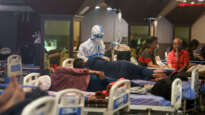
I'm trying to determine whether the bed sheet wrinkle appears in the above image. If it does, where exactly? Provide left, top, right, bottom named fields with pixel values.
left=130, top=94, right=171, bottom=106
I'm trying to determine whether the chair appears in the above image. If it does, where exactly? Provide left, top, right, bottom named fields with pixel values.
left=62, top=58, right=74, bottom=68
left=55, top=89, right=85, bottom=115
left=21, top=96, right=56, bottom=115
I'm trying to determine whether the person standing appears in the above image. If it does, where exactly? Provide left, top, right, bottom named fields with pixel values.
left=77, top=25, right=105, bottom=61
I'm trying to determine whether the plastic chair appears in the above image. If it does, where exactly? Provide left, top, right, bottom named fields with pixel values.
left=62, top=58, right=74, bottom=68
left=21, top=96, right=56, bottom=115
left=55, top=89, right=85, bottom=115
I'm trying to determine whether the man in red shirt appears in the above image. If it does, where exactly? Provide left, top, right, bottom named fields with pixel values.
left=167, top=39, right=189, bottom=72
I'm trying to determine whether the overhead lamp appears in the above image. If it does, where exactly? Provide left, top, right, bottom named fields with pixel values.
left=107, top=6, right=112, bottom=11
left=95, top=5, right=100, bottom=10
left=198, top=0, right=204, bottom=2
left=190, top=1, right=195, bottom=4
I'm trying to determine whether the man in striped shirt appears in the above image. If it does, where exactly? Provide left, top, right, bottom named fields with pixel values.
left=167, top=39, right=189, bottom=72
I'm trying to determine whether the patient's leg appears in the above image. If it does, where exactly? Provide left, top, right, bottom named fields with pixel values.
left=0, top=76, right=18, bottom=106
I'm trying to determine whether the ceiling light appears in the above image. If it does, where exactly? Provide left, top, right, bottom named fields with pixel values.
left=190, top=1, right=195, bottom=4
left=198, top=0, right=204, bottom=2
left=95, top=6, right=100, bottom=10
left=107, top=6, right=112, bottom=11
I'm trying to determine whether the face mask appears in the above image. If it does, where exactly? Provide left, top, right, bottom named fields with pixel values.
left=93, top=33, right=104, bottom=38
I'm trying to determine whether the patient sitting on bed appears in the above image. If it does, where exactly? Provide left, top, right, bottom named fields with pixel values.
left=74, top=57, right=167, bottom=81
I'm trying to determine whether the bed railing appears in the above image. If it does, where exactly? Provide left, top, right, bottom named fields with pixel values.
left=7, top=55, right=22, bottom=77
left=21, top=96, right=56, bottom=115
left=23, top=73, right=40, bottom=86
left=55, top=89, right=85, bottom=115
left=191, top=68, right=199, bottom=93
left=171, top=78, right=182, bottom=110
left=62, top=58, right=74, bottom=68
left=108, top=79, right=131, bottom=113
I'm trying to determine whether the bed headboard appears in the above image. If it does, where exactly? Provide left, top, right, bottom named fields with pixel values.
left=62, top=58, right=74, bottom=68
left=23, top=73, right=40, bottom=86
left=171, top=78, right=182, bottom=110
left=55, top=89, right=85, bottom=115
left=108, top=79, right=131, bottom=113
left=7, top=55, right=22, bottom=77
left=21, top=96, right=56, bottom=115
left=191, top=68, right=199, bottom=93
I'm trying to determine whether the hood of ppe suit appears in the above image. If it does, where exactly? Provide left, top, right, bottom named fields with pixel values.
left=91, top=25, right=104, bottom=39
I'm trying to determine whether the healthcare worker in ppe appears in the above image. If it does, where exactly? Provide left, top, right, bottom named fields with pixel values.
left=78, top=25, right=105, bottom=61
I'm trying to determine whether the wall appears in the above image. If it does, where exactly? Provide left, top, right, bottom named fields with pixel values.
left=156, top=17, right=173, bottom=44
left=81, top=8, right=128, bottom=43
left=0, top=12, right=18, bottom=51
left=192, top=13, right=205, bottom=43
left=155, top=17, right=174, bottom=58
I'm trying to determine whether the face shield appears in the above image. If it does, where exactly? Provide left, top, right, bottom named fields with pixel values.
left=91, top=25, right=104, bottom=39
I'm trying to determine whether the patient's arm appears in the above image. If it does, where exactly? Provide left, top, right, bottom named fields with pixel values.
left=147, top=61, right=162, bottom=68
left=88, top=70, right=105, bottom=79
left=168, top=64, right=172, bottom=68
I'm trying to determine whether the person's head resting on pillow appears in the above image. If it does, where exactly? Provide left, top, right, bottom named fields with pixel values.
left=73, top=58, right=85, bottom=68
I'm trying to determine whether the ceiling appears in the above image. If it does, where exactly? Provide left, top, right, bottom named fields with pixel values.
left=105, top=0, right=171, bottom=25
left=0, top=0, right=25, bottom=5
left=23, top=0, right=85, bottom=15
left=1, top=0, right=204, bottom=25
left=166, top=6, right=205, bottom=26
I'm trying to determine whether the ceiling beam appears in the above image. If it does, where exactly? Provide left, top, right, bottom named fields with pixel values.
left=77, top=0, right=100, bottom=16
left=157, top=0, right=178, bottom=19
left=0, top=5, right=33, bottom=12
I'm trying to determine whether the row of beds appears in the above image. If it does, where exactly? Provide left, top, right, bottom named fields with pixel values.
left=0, top=55, right=202, bottom=115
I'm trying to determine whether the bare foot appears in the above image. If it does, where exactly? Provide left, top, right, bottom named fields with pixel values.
left=0, top=84, right=25, bottom=113
left=6, top=85, right=25, bottom=108
left=0, top=76, right=18, bottom=106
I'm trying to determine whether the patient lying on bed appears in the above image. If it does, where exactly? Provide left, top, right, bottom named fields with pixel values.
left=51, top=67, right=114, bottom=92
left=74, top=57, right=167, bottom=81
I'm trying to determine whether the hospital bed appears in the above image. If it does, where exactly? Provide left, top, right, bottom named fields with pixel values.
left=23, top=73, right=40, bottom=86
left=181, top=69, right=199, bottom=113
left=62, top=58, right=74, bottom=68
left=129, top=68, right=200, bottom=114
left=55, top=89, right=85, bottom=115
left=84, top=79, right=131, bottom=115
left=130, top=78, right=182, bottom=115
left=21, top=96, right=56, bottom=115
